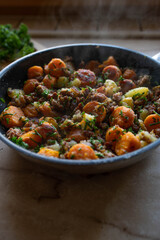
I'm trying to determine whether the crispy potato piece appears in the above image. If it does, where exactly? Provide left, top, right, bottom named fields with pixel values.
left=48, top=58, right=66, bottom=77
left=138, top=130, right=157, bottom=145
left=67, top=78, right=81, bottom=88
left=28, top=66, right=43, bottom=79
left=115, top=132, right=141, bottom=155
left=102, top=65, right=122, bottom=81
left=38, top=148, right=59, bottom=158
left=83, top=101, right=106, bottom=123
left=40, top=117, right=58, bottom=128
left=144, top=114, right=160, bottom=132
left=104, top=79, right=119, bottom=96
left=121, top=97, right=134, bottom=109
left=78, top=113, right=96, bottom=130
left=56, top=76, right=69, bottom=88
left=39, top=102, right=55, bottom=117
left=110, top=106, right=135, bottom=129
left=23, top=104, right=39, bottom=118
left=139, top=108, right=149, bottom=121
left=23, top=79, right=39, bottom=94
left=0, top=106, right=24, bottom=128
left=67, top=143, right=97, bottom=160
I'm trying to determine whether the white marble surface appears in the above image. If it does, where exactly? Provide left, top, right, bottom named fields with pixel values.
left=0, top=140, right=160, bottom=240
left=0, top=39, right=160, bottom=240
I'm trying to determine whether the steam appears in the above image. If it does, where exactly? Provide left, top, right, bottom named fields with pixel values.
left=29, top=0, right=158, bottom=39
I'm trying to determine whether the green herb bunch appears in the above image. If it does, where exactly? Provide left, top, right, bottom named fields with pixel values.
left=0, top=23, right=35, bottom=61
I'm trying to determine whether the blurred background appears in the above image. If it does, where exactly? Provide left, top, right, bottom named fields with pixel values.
left=0, top=0, right=160, bottom=55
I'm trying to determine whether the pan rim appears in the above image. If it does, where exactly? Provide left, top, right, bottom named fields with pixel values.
left=0, top=43, right=160, bottom=167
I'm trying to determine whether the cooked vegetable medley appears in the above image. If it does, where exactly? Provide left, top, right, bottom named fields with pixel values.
left=1, top=55, right=160, bottom=160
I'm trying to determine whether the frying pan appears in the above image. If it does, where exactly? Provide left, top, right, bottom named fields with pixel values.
left=0, top=44, right=160, bottom=174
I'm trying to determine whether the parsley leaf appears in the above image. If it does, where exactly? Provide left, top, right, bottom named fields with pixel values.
left=0, top=23, right=35, bottom=62
left=11, top=136, right=29, bottom=149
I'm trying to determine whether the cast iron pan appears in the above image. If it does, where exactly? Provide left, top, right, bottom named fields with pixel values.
left=0, top=44, right=160, bottom=174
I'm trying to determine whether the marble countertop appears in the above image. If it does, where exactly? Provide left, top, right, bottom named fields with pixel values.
left=0, top=39, right=160, bottom=240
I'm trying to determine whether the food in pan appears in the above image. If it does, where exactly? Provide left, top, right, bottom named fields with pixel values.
left=0, top=55, right=160, bottom=160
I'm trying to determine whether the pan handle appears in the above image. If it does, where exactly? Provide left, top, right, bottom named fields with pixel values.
left=152, top=52, right=160, bottom=62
